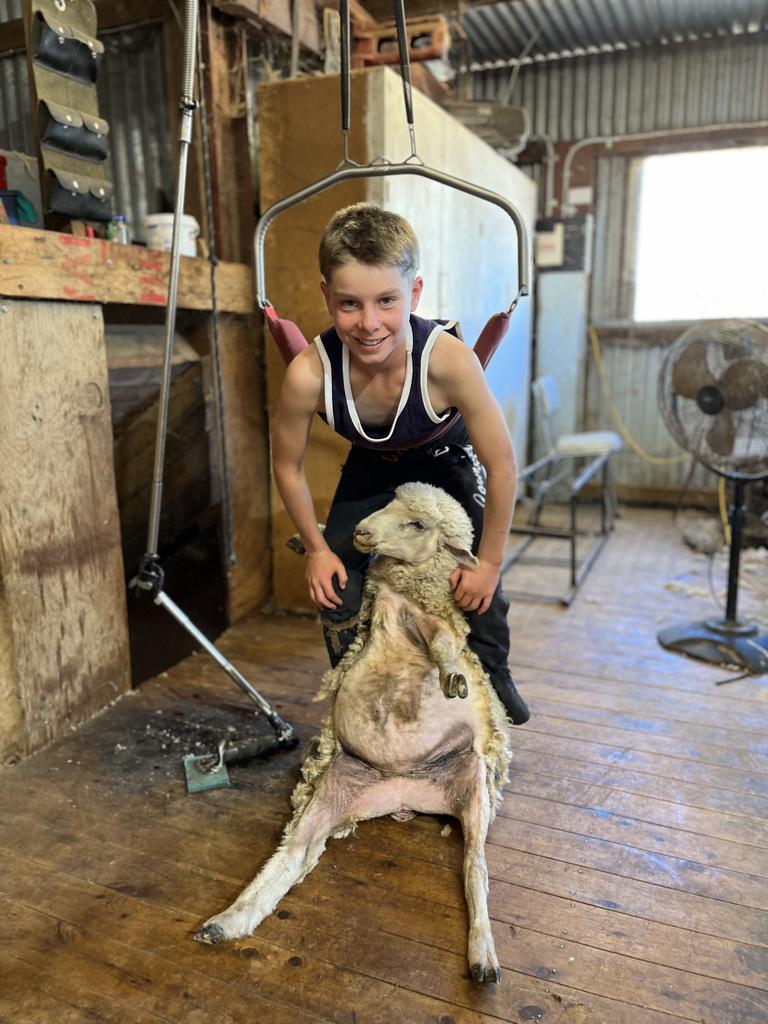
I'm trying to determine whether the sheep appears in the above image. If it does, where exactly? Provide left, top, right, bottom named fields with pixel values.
left=195, top=482, right=512, bottom=984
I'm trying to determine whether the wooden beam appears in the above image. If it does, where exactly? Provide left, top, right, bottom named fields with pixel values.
left=217, top=315, right=273, bottom=622
left=213, top=0, right=320, bottom=53
left=95, top=0, right=166, bottom=30
left=200, top=8, right=256, bottom=265
left=319, top=0, right=379, bottom=32
left=0, top=226, right=254, bottom=313
left=362, top=0, right=493, bottom=20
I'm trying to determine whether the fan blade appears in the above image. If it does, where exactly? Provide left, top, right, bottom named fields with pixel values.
left=707, top=410, right=736, bottom=457
left=671, top=345, right=717, bottom=399
left=719, top=359, right=768, bottom=410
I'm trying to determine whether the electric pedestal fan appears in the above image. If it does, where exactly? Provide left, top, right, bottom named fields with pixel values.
left=657, top=319, right=768, bottom=673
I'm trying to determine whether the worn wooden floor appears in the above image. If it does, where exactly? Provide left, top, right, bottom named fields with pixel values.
left=2, top=508, right=768, bottom=1023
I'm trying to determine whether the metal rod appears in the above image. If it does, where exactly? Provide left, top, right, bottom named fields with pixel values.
left=340, top=0, right=351, bottom=133
left=154, top=590, right=296, bottom=742
left=392, top=0, right=417, bottom=157
left=290, top=0, right=301, bottom=77
left=255, top=162, right=530, bottom=308
left=569, top=452, right=609, bottom=493
left=145, top=0, right=199, bottom=556
left=133, top=0, right=297, bottom=751
left=725, top=479, right=746, bottom=624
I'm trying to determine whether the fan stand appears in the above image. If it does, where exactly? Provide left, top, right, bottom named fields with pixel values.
left=658, top=478, right=768, bottom=674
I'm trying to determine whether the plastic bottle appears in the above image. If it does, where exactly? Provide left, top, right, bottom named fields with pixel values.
left=108, top=214, right=130, bottom=244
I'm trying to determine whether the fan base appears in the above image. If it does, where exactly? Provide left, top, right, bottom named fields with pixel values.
left=658, top=618, right=768, bottom=673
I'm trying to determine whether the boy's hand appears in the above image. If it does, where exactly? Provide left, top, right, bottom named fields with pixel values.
left=306, top=549, right=348, bottom=610
left=450, top=560, right=499, bottom=614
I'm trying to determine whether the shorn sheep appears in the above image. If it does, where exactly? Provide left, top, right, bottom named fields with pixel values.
left=195, top=482, right=512, bottom=983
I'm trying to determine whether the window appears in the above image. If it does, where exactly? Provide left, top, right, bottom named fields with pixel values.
left=633, top=146, right=768, bottom=323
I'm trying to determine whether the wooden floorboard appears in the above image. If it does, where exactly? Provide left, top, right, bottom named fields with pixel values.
left=2, top=507, right=768, bottom=1022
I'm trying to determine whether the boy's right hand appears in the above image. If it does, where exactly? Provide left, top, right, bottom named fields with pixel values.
left=306, top=549, right=348, bottom=610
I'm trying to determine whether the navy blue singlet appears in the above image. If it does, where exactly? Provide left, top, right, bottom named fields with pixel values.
left=313, top=314, right=464, bottom=451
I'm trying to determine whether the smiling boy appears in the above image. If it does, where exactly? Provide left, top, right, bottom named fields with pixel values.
left=273, top=203, right=529, bottom=724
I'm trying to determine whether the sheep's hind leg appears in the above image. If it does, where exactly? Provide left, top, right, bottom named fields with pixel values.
left=195, top=753, right=362, bottom=945
left=455, top=756, right=499, bottom=984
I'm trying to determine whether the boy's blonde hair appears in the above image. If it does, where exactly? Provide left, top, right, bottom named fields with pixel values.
left=319, top=203, right=419, bottom=282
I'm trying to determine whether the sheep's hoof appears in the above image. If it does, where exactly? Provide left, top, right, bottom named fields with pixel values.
left=471, top=962, right=501, bottom=984
left=194, top=922, right=227, bottom=945
left=441, top=672, right=468, bottom=699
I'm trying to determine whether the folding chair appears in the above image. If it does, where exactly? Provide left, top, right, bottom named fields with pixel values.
left=501, top=375, right=622, bottom=606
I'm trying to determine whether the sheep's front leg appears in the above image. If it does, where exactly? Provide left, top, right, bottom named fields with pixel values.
left=195, top=754, right=357, bottom=945
left=428, top=625, right=468, bottom=700
left=398, top=601, right=467, bottom=699
left=456, top=758, right=500, bottom=984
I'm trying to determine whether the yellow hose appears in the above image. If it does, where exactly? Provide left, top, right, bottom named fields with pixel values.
left=718, top=476, right=732, bottom=545
left=588, top=325, right=689, bottom=466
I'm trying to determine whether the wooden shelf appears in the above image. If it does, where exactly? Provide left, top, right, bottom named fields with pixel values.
left=0, top=225, right=254, bottom=313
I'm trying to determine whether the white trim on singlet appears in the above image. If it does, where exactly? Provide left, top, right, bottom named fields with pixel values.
left=341, top=321, right=414, bottom=444
left=421, top=320, right=454, bottom=424
left=313, top=335, right=335, bottom=433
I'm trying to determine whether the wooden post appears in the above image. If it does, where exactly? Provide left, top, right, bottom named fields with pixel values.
left=0, top=300, right=131, bottom=763
left=200, top=5, right=255, bottom=264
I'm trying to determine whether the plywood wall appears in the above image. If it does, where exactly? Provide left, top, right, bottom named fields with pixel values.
left=258, top=67, right=536, bottom=612
left=0, top=301, right=131, bottom=762
left=371, top=72, right=537, bottom=461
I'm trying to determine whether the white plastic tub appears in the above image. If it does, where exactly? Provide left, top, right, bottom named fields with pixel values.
left=144, top=213, right=200, bottom=257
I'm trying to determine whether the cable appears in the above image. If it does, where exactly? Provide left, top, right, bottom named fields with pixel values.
left=588, top=325, right=689, bottom=466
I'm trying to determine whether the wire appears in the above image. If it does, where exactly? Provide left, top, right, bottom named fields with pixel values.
left=588, top=325, right=689, bottom=466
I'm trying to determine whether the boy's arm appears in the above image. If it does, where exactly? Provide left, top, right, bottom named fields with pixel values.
left=429, top=334, right=517, bottom=614
left=273, top=349, right=347, bottom=609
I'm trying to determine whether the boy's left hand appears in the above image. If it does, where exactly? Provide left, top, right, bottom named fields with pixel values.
left=450, top=560, right=499, bottom=614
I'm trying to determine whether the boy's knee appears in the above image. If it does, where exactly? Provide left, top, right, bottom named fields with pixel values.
left=321, top=571, right=365, bottom=666
left=320, top=569, right=364, bottom=625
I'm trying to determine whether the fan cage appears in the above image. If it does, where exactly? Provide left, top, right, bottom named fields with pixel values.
left=658, top=319, right=768, bottom=479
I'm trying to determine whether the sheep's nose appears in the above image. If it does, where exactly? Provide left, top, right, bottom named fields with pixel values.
left=353, top=526, right=374, bottom=549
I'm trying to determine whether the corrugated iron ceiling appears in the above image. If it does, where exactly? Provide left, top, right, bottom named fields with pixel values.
left=462, top=0, right=768, bottom=68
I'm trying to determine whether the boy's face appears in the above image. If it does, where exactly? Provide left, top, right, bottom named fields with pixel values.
left=321, top=261, right=423, bottom=365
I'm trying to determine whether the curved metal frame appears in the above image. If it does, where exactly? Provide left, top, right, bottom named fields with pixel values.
left=254, top=0, right=530, bottom=316
left=254, top=163, right=530, bottom=312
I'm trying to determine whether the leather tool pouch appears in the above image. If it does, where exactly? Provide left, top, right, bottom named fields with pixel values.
left=47, top=169, right=113, bottom=221
left=40, top=100, right=109, bottom=162
left=32, top=10, right=103, bottom=84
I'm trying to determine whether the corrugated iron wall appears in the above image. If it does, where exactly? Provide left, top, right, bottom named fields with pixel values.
left=0, top=0, right=21, bottom=20
left=0, top=53, right=32, bottom=153
left=472, top=36, right=768, bottom=498
left=473, top=33, right=768, bottom=140
left=97, top=28, right=172, bottom=241
left=584, top=330, right=713, bottom=493
left=0, top=19, right=170, bottom=241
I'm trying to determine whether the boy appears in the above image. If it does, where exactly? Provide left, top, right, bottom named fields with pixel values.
left=273, top=203, right=529, bottom=725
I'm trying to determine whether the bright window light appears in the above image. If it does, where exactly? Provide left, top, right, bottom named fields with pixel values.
left=633, top=146, right=768, bottom=322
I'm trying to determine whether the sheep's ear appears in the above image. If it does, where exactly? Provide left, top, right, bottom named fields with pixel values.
left=446, top=543, right=479, bottom=568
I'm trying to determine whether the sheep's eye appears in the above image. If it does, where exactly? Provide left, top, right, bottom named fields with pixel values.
left=409, top=521, right=426, bottom=532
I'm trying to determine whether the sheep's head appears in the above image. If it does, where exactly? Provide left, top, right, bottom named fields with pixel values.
left=353, top=482, right=478, bottom=567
